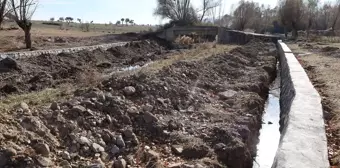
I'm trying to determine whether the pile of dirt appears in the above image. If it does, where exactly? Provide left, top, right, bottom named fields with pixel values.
left=0, top=41, right=277, bottom=167
left=0, top=40, right=170, bottom=96
left=320, top=46, right=339, bottom=52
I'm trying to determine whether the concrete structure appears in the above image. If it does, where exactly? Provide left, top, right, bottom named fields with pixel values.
left=0, top=42, right=128, bottom=60
left=272, top=41, right=330, bottom=168
left=156, top=26, right=280, bottom=44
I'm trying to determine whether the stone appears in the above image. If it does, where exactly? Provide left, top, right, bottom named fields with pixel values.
left=35, top=155, right=52, bottom=167
left=123, top=129, right=134, bottom=138
left=123, top=86, right=136, bottom=96
left=116, top=135, right=125, bottom=147
left=34, top=143, right=50, bottom=157
left=50, top=101, right=60, bottom=111
left=214, top=143, right=226, bottom=151
left=143, top=112, right=158, bottom=123
left=20, top=102, right=30, bottom=111
left=194, top=164, right=204, bottom=168
left=218, top=90, right=237, bottom=100
left=60, top=160, right=72, bottom=168
left=142, top=104, right=154, bottom=112
left=168, top=163, right=183, bottom=168
left=71, top=105, right=86, bottom=113
left=101, top=152, right=110, bottom=162
left=171, top=145, right=183, bottom=155
left=182, top=143, right=210, bottom=159
left=92, top=143, right=105, bottom=153
left=113, top=158, right=127, bottom=168
left=146, top=150, right=160, bottom=160
left=110, top=145, right=120, bottom=155
left=101, top=130, right=114, bottom=143
left=88, top=164, right=105, bottom=168
left=61, top=151, right=71, bottom=160
left=122, top=115, right=132, bottom=125
left=182, top=164, right=195, bottom=168
left=268, top=121, right=273, bottom=125
left=127, top=106, right=139, bottom=115
left=79, top=136, right=91, bottom=146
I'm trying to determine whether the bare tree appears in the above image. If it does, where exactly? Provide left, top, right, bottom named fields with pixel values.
left=0, top=0, right=7, bottom=27
left=154, top=0, right=198, bottom=25
left=232, top=0, right=258, bottom=30
left=279, top=0, right=303, bottom=39
left=306, top=0, right=319, bottom=39
left=198, top=0, right=220, bottom=22
left=9, top=0, right=37, bottom=48
left=330, top=0, right=340, bottom=31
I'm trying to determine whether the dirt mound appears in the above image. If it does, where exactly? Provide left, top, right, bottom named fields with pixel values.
left=321, top=46, right=339, bottom=52
left=0, top=40, right=169, bottom=96
left=0, top=42, right=277, bottom=167
left=0, top=58, right=21, bottom=72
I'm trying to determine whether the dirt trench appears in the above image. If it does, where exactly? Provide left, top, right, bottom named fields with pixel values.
left=0, top=40, right=277, bottom=168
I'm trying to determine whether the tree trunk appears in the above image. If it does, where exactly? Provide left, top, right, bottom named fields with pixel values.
left=0, top=0, right=7, bottom=27
left=24, top=28, right=32, bottom=49
left=307, top=18, right=312, bottom=41
left=292, top=21, right=298, bottom=40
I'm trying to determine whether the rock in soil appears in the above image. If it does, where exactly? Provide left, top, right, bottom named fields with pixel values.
left=33, top=143, right=50, bottom=157
left=113, top=158, right=127, bottom=168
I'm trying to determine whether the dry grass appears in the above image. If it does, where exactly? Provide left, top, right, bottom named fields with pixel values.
left=0, top=84, right=74, bottom=113
left=1, top=21, right=154, bottom=38
left=315, top=36, right=340, bottom=43
left=141, top=43, right=238, bottom=74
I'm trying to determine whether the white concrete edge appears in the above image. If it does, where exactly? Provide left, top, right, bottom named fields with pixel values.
left=272, top=42, right=330, bottom=168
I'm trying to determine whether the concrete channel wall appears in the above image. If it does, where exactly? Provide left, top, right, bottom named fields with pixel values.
left=155, top=26, right=280, bottom=44
left=0, top=42, right=128, bottom=60
left=272, top=41, right=330, bottom=168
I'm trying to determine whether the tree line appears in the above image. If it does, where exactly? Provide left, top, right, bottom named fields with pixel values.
left=154, top=0, right=340, bottom=39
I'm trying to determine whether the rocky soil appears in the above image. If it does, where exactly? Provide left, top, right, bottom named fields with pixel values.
left=0, top=41, right=277, bottom=168
left=0, top=40, right=171, bottom=97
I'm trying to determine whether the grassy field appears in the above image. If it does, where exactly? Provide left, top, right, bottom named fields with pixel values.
left=2, top=20, right=155, bottom=37
left=0, top=20, right=156, bottom=52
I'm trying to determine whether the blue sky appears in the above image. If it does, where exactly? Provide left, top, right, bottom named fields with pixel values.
left=33, top=0, right=335, bottom=25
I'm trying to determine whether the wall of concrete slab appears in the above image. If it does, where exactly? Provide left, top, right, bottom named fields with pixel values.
left=272, top=41, right=330, bottom=168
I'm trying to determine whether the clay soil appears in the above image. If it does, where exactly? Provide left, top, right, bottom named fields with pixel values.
left=288, top=42, right=340, bottom=167
left=0, top=40, right=277, bottom=168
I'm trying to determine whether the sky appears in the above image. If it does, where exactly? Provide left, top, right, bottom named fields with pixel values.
left=33, top=0, right=335, bottom=25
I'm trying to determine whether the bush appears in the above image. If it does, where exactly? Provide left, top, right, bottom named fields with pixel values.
left=80, top=23, right=90, bottom=32
left=42, top=22, right=62, bottom=26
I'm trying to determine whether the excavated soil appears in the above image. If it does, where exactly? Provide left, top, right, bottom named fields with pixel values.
left=0, top=40, right=170, bottom=97
left=0, top=41, right=277, bottom=168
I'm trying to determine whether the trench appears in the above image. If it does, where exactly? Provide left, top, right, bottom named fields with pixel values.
left=253, top=65, right=281, bottom=168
